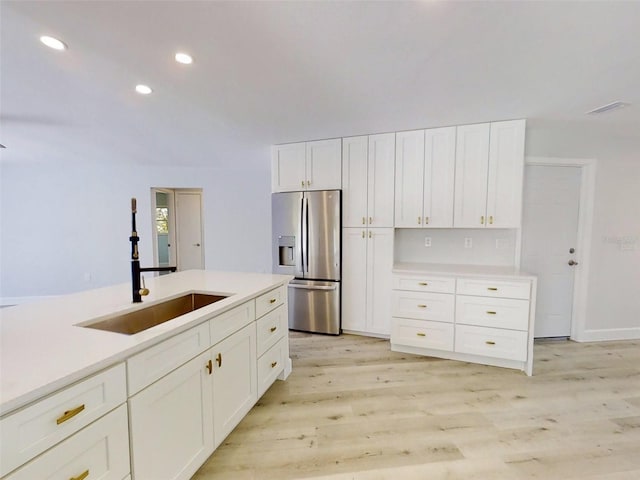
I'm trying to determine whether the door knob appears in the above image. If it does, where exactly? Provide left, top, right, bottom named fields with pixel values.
left=568, top=259, right=579, bottom=266
left=194, top=243, right=201, bottom=247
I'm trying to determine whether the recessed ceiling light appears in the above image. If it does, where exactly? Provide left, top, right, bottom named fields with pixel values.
left=175, top=52, right=193, bottom=65
left=135, top=84, right=153, bottom=95
left=40, top=35, right=67, bottom=51
left=586, top=101, right=629, bottom=115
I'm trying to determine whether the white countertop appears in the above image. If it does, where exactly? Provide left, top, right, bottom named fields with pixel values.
left=0, top=270, right=292, bottom=416
left=393, top=262, right=537, bottom=280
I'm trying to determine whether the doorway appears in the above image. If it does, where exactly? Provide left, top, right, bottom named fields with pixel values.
left=151, top=188, right=205, bottom=272
left=520, top=158, right=596, bottom=340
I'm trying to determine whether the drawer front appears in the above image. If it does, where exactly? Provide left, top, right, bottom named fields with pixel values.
left=391, top=318, right=454, bottom=351
left=210, top=301, right=255, bottom=346
left=456, top=296, right=530, bottom=331
left=5, top=404, right=130, bottom=480
left=256, top=305, right=287, bottom=357
left=0, top=364, right=127, bottom=477
left=257, top=338, right=286, bottom=398
left=393, top=275, right=455, bottom=294
left=455, top=325, right=528, bottom=361
left=391, top=290, right=454, bottom=322
left=255, top=285, right=285, bottom=318
left=456, top=278, right=531, bottom=300
left=127, top=321, right=210, bottom=395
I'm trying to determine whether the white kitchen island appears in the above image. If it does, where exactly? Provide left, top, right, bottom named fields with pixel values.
left=0, top=270, right=292, bottom=480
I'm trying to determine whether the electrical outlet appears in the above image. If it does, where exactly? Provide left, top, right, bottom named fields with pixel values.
left=424, top=237, right=432, bottom=247
left=464, top=237, right=473, bottom=249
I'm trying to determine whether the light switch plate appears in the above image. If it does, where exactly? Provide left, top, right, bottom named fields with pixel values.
left=464, top=237, right=472, bottom=249
left=424, top=237, right=432, bottom=247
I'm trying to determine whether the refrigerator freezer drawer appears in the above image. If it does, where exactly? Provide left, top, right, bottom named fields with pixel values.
left=288, top=280, right=340, bottom=335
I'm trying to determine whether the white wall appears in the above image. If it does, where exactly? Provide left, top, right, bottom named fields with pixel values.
left=0, top=159, right=272, bottom=301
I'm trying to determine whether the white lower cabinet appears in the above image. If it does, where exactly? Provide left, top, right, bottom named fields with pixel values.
left=212, top=322, right=257, bottom=449
left=391, top=271, right=536, bottom=375
left=129, top=350, right=214, bottom=480
left=5, top=404, right=130, bottom=480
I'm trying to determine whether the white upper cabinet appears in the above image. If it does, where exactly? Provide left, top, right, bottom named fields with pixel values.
left=454, top=121, right=525, bottom=228
left=395, top=127, right=455, bottom=227
left=342, top=134, right=395, bottom=228
left=486, top=119, right=526, bottom=228
left=272, top=139, right=341, bottom=192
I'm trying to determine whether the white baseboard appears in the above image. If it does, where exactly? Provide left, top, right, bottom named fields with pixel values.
left=0, top=296, right=59, bottom=307
left=574, top=327, right=640, bottom=342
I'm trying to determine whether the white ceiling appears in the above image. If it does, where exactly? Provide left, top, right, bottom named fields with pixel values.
left=1, top=1, right=639, bottom=170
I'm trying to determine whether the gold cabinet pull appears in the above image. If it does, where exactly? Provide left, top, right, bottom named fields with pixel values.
left=205, top=359, right=213, bottom=375
left=56, top=404, right=85, bottom=425
left=361, top=230, right=365, bottom=238
left=489, top=215, right=494, bottom=225
left=487, top=287, right=498, bottom=291
left=486, top=311, right=497, bottom=315
left=418, top=216, right=422, bottom=225
left=270, top=326, right=277, bottom=333
left=369, top=216, right=372, bottom=224
left=485, top=340, right=496, bottom=345
left=307, top=180, right=311, bottom=186
left=417, top=304, right=427, bottom=309
left=416, top=332, right=426, bottom=337
left=301, top=181, right=305, bottom=188
left=70, top=470, right=89, bottom=480
left=271, top=361, right=278, bottom=368
left=362, top=217, right=366, bottom=225
left=481, top=216, right=485, bottom=225
left=424, top=216, right=429, bottom=224
left=269, top=298, right=277, bottom=304
left=418, top=282, right=428, bottom=286
left=368, top=231, right=372, bottom=238
left=216, top=352, right=222, bottom=367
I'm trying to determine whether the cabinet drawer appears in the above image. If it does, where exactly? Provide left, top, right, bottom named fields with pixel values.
left=391, top=318, right=454, bottom=351
left=257, top=338, right=286, bottom=398
left=0, top=364, right=127, bottom=477
left=455, top=325, right=528, bottom=361
left=5, top=404, right=130, bottom=480
left=393, top=275, right=455, bottom=294
left=391, top=291, right=454, bottom=322
left=255, top=285, right=285, bottom=318
left=456, top=278, right=531, bottom=299
left=256, top=305, right=287, bottom=357
left=456, top=296, right=530, bottom=331
left=127, top=321, right=210, bottom=395
left=210, top=301, right=255, bottom=346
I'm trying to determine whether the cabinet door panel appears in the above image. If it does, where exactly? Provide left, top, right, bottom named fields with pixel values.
left=367, top=228, right=394, bottom=335
left=129, top=350, right=214, bottom=480
left=272, top=143, right=306, bottom=192
left=368, top=133, right=395, bottom=227
left=212, top=323, right=257, bottom=448
left=341, top=228, right=368, bottom=332
left=342, top=136, right=369, bottom=227
left=486, top=120, right=526, bottom=228
left=306, top=139, right=342, bottom=190
left=454, top=123, right=490, bottom=228
left=394, top=130, right=425, bottom=227
left=424, top=127, right=456, bottom=227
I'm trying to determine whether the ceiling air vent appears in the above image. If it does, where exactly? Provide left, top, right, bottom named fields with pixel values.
left=586, top=101, right=628, bottom=115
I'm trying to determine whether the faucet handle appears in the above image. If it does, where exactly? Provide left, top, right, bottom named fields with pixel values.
left=139, top=275, right=150, bottom=296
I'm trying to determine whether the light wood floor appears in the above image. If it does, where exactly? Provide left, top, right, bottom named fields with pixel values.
left=193, top=333, right=640, bottom=479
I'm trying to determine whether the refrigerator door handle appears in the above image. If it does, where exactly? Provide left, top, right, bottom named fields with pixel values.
left=289, top=283, right=338, bottom=291
left=303, top=196, right=309, bottom=273
left=299, top=195, right=305, bottom=275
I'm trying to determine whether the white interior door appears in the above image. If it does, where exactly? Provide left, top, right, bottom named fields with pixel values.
left=521, top=165, right=581, bottom=338
left=176, top=192, right=204, bottom=271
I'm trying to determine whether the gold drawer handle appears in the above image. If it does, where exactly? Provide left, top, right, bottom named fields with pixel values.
left=270, top=326, right=277, bottom=333
left=417, top=304, right=427, bottom=309
left=485, top=340, right=496, bottom=345
left=56, top=404, right=85, bottom=425
left=216, top=352, right=222, bottom=367
left=487, top=287, right=498, bottom=291
left=271, top=361, right=278, bottom=368
left=418, top=282, right=428, bottom=286
left=486, top=311, right=497, bottom=315
left=269, top=298, right=277, bottom=304
left=416, top=333, right=426, bottom=337
left=70, top=470, right=89, bottom=480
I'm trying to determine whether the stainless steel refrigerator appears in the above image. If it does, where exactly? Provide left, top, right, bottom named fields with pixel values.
left=272, top=190, right=341, bottom=335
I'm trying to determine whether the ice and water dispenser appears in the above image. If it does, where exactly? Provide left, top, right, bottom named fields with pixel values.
left=278, top=236, right=296, bottom=267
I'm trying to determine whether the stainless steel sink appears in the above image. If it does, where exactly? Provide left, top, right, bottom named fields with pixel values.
left=81, top=293, right=227, bottom=335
